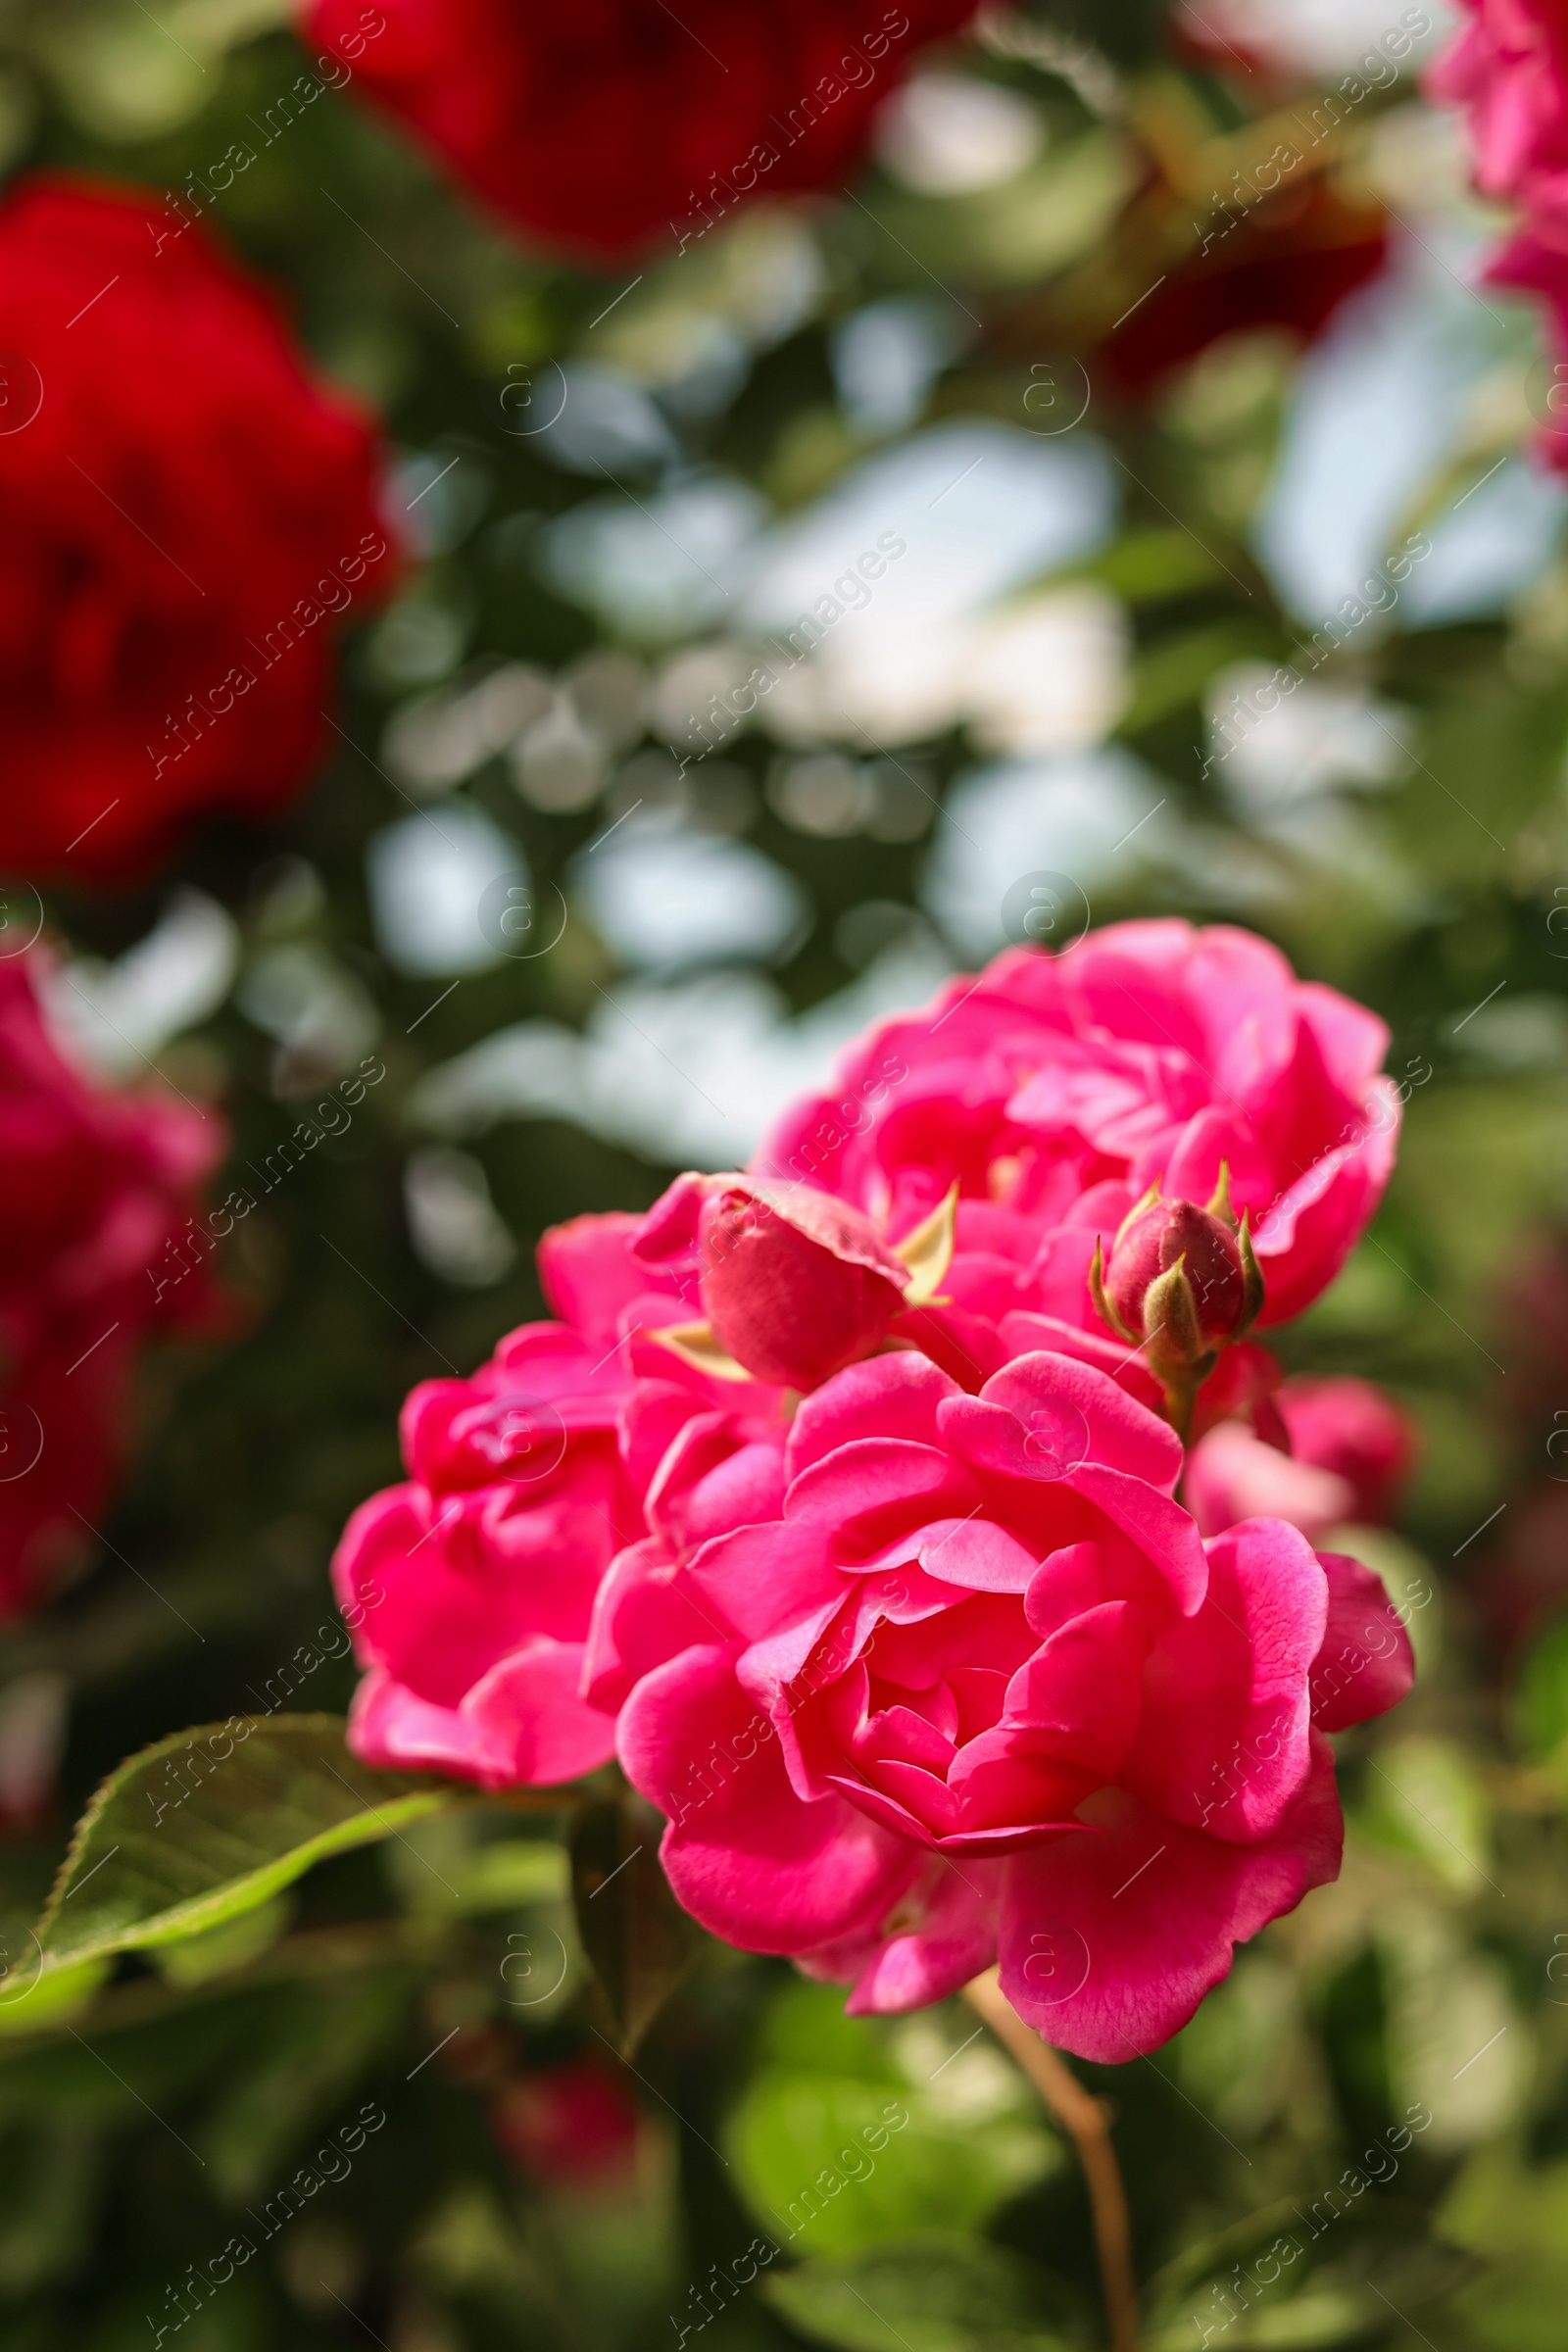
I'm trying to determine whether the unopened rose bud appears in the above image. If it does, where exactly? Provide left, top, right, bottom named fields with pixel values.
left=634, top=1171, right=913, bottom=1391
left=1091, top=1177, right=1263, bottom=1436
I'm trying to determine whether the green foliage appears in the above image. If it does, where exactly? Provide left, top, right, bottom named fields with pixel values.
left=1511, top=1616, right=1568, bottom=1766
left=34, top=1715, right=463, bottom=1976
left=1439, top=2142, right=1568, bottom=2350
left=1355, top=1740, right=1494, bottom=1897
left=761, top=2236, right=1081, bottom=2352
left=727, top=1983, right=1059, bottom=2256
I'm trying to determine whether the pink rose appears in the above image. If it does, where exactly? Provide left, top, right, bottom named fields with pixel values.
left=0, top=954, right=224, bottom=1616
left=1428, top=0, right=1568, bottom=222
left=760, top=922, right=1399, bottom=1348
left=334, top=1212, right=790, bottom=1788
left=1188, top=1375, right=1417, bottom=1543
left=1428, top=0, right=1568, bottom=470
left=332, top=1321, right=642, bottom=1788
left=617, top=1348, right=1411, bottom=2061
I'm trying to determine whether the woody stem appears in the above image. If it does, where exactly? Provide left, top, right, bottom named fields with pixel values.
left=962, top=1969, right=1140, bottom=2352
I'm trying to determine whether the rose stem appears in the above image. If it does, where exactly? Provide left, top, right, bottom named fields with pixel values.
left=962, top=1967, right=1140, bottom=2352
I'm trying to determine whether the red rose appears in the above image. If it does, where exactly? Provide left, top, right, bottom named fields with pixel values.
left=303, top=0, right=982, bottom=263
left=491, top=2058, right=642, bottom=2190
left=1097, top=180, right=1389, bottom=398
left=0, top=172, right=394, bottom=881
left=0, top=953, right=226, bottom=1616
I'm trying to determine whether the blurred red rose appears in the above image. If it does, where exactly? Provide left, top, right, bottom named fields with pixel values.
left=491, top=2058, right=641, bottom=2190
left=0, top=952, right=226, bottom=1616
left=0, top=172, right=394, bottom=882
left=303, top=0, right=981, bottom=263
left=1097, top=180, right=1389, bottom=396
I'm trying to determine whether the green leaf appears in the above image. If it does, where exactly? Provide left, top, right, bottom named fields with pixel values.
left=1439, top=2141, right=1568, bottom=2351
left=1357, top=1738, right=1493, bottom=1894
left=761, top=2238, right=1077, bottom=2352
left=197, top=1967, right=416, bottom=2198
left=0, top=1955, right=110, bottom=2036
left=1511, top=1614, right=1568, bottom=1765
left=728, top=1984, right=1058, bottom=2259
left=568, top=1789, right=697, bottom=2056
left=0, top=2114, right=102, bottom=2296
left=1148, top=2195, right=1478, bottom=2350
left=32, top=1715, right=464, bottom=1980
left=1149, top=2289, right=1378, bottom=2350
left=1118, top=625, right=1277, bottom=736
left=757, top=1980, right=904, bottom=2086
left=728, top=2067, right=1057, bottom=2258
left=147, top=1891, right=294, bottom=1987
left=1072, top=526, right=1230, bottom=606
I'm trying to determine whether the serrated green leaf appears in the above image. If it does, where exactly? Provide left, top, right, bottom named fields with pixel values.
left=760, top=2238, right=1077, bottom=2352
left=32, top=1715, right=465, bottom=1979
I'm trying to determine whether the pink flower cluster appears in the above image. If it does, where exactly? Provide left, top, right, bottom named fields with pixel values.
left=0, top=953, right=225, bottom=1615
left=334, top=921, right=1415, bottom=2060
left=1428, top=0, right=1568, bottom=468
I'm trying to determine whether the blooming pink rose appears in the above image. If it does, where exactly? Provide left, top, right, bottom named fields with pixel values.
left=1428, top=0, right=1568, bottom=222
left=334, top=1210, right=790, bottom=1788
left=333, top=1321, right=642, bottom=1788
left=616, top=1348, right=1411, bottom=2061
left=1428, top=1, right=1568, bottom=471
left=536, top=1208, right=679, bottom=1348
left=759, top=923, right=1398, bottom=1352
left=0, top=953, right=224, bottom=1616
left=1187, top=1375, right=1417, bottom=1543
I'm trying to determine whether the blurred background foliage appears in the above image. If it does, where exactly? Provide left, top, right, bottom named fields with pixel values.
left=1, top=0, right=1568, bottom=2343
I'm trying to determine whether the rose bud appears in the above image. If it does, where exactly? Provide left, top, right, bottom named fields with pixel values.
left=1091, top=1175, right=1263, bottom=1434
left=635, top=1172, right=945, bottom=1392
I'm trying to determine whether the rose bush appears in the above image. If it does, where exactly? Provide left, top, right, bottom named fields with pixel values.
left=0, top=173, right=392, bottom=879
left=303, top=0, right=981, bottom=262
left=0, top=953, right=224, bottom=1615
